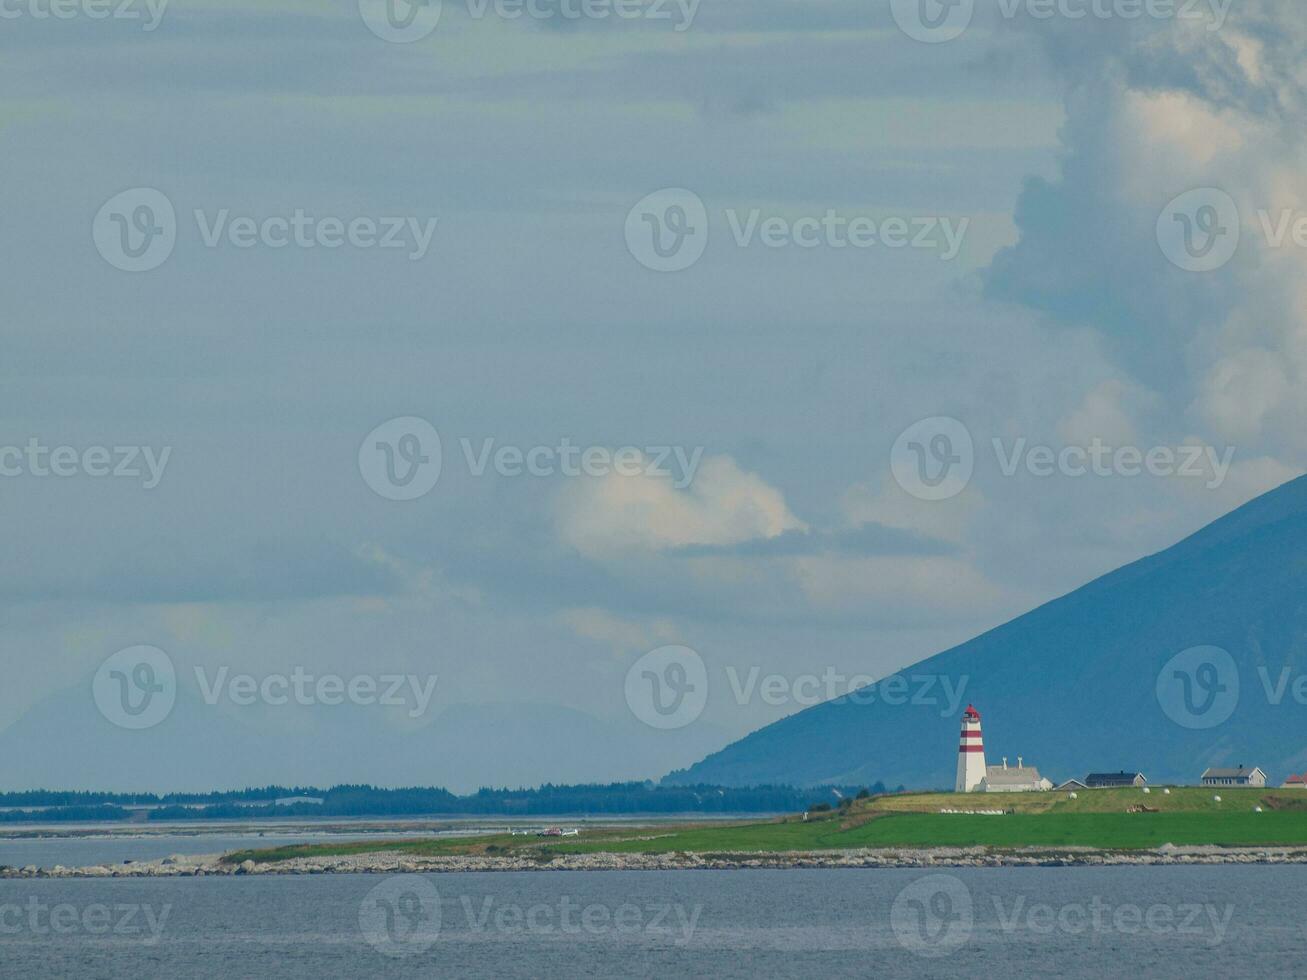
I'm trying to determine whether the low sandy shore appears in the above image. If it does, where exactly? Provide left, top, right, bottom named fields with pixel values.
left=7, top=844, right=1307, bottom=878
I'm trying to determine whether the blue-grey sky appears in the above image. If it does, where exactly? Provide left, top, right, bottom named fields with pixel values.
left=1, top=0, right=1302, bottom=791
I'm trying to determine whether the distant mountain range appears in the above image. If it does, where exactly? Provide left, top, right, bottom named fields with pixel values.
left=666, top=475, right=1307, bottom=789
left=0, top=693, right=727, bottom=795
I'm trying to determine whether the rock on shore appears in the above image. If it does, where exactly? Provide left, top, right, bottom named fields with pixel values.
left=6, top=844, right=1307, bottom=878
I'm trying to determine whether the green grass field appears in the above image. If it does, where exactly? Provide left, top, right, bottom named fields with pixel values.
left=226, top=787, right=1307, bottom=864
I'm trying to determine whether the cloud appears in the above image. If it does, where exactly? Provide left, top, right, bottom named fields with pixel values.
left=554, top=455, right=805, bottom=559
left=984, top=6, right=1307, bottom=463
left=555, top=607, right=680, bottom=655
left=670, top=522, right=955, bottom=559
left=1056, top=378, right=1151, bottom=446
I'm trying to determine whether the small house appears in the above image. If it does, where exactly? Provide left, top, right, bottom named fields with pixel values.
left=1085, top=772, right=1147, bottom=788
left=1200, top=766, right=1267, bottom=788
left=981, top=757, right=1052, bottom=792
left=1056, top=778, right=1087, bottom=791
left=1281, top=773, right=1307, bottom=789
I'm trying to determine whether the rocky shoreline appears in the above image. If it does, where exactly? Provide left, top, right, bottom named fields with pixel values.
left=7, top=844, right=1307, bottom=878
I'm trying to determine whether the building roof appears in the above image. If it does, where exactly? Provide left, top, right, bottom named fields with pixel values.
left=963, top=704, right=980, bottom=719
left=1056, top=779, right=1087, bottom=789
left=1201, top=767, right=1265, bottom=779
left=985, top=765, right=1042, bottom=785
left=1085, top=772, right=1145, bottom=782
left=1283, top=774, right=1307, bottom=785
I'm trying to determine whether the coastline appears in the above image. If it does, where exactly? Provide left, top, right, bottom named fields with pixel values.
left=8, top=844, right=1307, bottom=878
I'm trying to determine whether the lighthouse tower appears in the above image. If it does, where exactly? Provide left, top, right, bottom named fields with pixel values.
left=954, top=704, right=987, bottom=793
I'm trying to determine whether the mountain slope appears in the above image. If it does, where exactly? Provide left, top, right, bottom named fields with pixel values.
left=666, top=475, right=1307, bottom=788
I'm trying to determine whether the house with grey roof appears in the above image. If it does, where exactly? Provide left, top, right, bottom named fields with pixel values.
left=981, top=757, right=1052, bottom=792
left=1085, top=772, right=1147, bottom=788
left=1200, top=766, right=1267, bottom=788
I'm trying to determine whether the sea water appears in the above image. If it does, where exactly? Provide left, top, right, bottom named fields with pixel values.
left=0, top=866, right=1302, bottom=978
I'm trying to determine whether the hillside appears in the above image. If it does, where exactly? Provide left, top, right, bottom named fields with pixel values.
left=665, top=475, right=1307, bottom=788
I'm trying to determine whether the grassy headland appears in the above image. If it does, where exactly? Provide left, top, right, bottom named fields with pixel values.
left=224, top=787, right=1307, bottom=865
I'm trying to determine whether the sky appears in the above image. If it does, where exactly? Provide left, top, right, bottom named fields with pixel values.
left=1, top=0, right=1303, bottom=791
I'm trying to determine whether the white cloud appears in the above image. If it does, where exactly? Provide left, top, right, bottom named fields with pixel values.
left=1057, top=378, right=1146, bottom=446
left=556, top=607, right=680, bottom=656
left=554, top=455, right=806, bottom=559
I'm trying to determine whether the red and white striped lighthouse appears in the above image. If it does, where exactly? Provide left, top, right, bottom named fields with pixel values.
left=955, top=703, right=987, bottom=793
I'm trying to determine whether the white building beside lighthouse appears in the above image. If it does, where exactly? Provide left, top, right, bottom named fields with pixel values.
left=955, top=703, right=986, bottom=792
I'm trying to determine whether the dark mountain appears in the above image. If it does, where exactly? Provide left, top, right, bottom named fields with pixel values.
left=666, top=475, right=1307, bottom=788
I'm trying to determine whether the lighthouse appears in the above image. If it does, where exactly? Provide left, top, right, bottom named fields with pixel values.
left=955, top=704, right=987, bottom=793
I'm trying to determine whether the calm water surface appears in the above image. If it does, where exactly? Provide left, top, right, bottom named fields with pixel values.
left=0, top=867, right=1302, bottom=978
